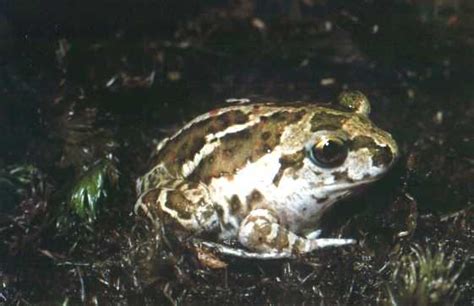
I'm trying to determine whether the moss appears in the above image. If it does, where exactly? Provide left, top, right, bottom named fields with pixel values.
left=386, top=244, right=466, bottom=306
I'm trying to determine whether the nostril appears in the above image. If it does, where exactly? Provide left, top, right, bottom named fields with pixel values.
left=373, top=145, right=394, bottom=167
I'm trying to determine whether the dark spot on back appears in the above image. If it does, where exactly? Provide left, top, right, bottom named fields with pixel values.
left=261, top=131, right=271, bottom=141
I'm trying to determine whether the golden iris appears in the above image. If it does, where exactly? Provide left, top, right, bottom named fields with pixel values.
left=310, top=137, right=348, bottom=168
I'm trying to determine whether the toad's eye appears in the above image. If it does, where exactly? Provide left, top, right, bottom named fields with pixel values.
left=308, top=137, right=348, bottom=168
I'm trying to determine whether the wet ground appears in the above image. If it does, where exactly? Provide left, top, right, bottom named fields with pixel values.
left=0, top=1, right=473, bottom=304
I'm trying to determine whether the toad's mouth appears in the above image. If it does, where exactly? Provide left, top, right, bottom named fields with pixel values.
left=315, top=177, right=378, bottom=194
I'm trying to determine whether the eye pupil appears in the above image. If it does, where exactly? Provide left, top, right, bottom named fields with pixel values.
left=310, top=138, right=348, bottom=168
left=323, top=140, right=339, bottom=156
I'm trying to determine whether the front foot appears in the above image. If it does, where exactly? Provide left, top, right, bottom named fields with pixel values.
left=305, top=237, right=356, bottom=249
left=196, top=238, right=356, bottom=260
left=236, top=208, right=356, bottom=258
left=194, top=240, right=293, bottom=259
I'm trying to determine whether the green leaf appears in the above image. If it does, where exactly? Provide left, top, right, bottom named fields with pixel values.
left=67, top=160, right=119, bottom=224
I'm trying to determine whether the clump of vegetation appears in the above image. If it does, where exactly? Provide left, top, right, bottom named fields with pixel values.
left=0, top=164, right=50, bottom=239
left=387, top=244, right=465, bottom=305
left=0, top=164, right=43, bottom=212
left=56, top=159, right=119, bottom=230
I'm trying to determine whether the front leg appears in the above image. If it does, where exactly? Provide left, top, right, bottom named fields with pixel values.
left=238, top=209, right=355, bottom=257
